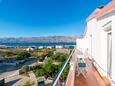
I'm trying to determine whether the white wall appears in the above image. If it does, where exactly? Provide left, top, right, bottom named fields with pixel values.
left=77, top=37, right=88, bottom=53
left=77, top=10, right=115, bottom=80
left=111, top=11, right=115, bottom=84
left=87, top=18, right=107, bottom=75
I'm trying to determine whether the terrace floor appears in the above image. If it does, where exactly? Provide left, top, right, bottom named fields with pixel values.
left=74, top=58, right=111, bottom=86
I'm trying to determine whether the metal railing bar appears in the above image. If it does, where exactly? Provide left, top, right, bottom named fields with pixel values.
left=50, top=48, right=75, bottom=86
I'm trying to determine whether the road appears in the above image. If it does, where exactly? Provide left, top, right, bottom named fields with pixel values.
left=0, top=58, right=37, bottom=86
left=5, top=75, right=30, bottom=86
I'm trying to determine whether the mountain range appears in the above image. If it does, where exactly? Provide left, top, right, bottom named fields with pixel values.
left=0, top=36, right=76, bottom=43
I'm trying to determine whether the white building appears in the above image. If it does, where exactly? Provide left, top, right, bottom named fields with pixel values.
left=46, top=46, right=52, bottom=49
left=77, top=0, right=115, bottom=85
left=38, top=46, right=43, bottom=49
left=26, top=47, right=35, bottom=51
left=56, top=45, right=63, bottom=49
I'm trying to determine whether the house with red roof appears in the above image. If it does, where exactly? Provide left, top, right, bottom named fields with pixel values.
left=77, top=0, right=115, bottom=85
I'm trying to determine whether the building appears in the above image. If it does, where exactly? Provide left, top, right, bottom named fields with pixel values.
left=55, top=45, right=63, bottom=49
left=77, top=0, right=115, bottom=85
left=26, top=47, right=35, bottom=51
left=38, top=46, right=43, bottom=49
left=54, top=48, right=70, bottom=54
left=46, top=46, right=52, bottom=49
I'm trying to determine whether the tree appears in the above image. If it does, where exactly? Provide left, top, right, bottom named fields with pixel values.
left=69, top=46, right=74, bottom=49
left=31, top=64, right=43, bottom=70
left=61, top=64, right=70, bottom=80
left=21, top=65, right=29, bottom=73
left=16, top=52, right=31, bottom=60
left=5, top=52, right=15, bottom=56
left=35, top=69, right=45, bottom=77
left=23, top=81, right=34, bottom=86
left=47, top=51, right=54, bottom=57
left=52, top=53, right=68, bottom=62
left=43, top=63, right=53, bottom=73
left=45, top=57, right=53, bottom=64
left=43, top=63, right=58, bottom=78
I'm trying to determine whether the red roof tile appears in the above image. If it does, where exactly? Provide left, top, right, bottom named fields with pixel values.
left=86, top=0, right=115, bottom=21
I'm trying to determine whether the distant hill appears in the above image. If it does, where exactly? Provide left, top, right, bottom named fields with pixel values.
left=0, top=36, right=76, bottom=43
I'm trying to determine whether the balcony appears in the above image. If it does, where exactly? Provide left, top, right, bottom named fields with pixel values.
left=50, top=48, right=112, bottom=86
left=75, top=58, right=111, bottom=86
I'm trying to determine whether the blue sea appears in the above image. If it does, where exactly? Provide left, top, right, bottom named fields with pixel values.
left=0, top=42, right=76, bottom=46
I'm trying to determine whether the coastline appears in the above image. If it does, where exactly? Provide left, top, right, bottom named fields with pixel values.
left=0, top=42, right=76, bottom=47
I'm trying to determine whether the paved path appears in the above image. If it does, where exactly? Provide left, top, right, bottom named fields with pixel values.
left=0, top=58, right=38, bottom=85
left=5, top=75, right=30, bottom=86
left=0, top=70, right=17, bottom=79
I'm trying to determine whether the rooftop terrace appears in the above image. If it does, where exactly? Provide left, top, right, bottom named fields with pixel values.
left=50, top=48, right=112, bottom=86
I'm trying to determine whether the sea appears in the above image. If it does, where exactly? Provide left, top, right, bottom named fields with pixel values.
left=0, top=42, right=76, bottom=46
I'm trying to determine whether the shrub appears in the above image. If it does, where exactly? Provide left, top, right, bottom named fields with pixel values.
left=21, top=65, right=29, bottom=73
left=23, top=81, right=34, bottom=86
left=35, top=69, right=45, bottom=77
left=16, top=52, right=31, bottom=60
left=51, top=53, right=68, bottom=62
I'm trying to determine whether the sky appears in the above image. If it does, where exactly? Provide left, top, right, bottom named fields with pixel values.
left=0, top=0, right=111, bottom=37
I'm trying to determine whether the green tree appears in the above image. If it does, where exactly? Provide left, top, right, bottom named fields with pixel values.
left=43, top=63, right=53, bottom=73
left=69, top=46, right=74, bottom=49
left=23, top=81, right=34, bottom=86
left=52, top=53, right=68, bottom=62
left=31, top=64, right=43, bottom=71
left=21, top=65, right=29, bottom=73
left=35, top=69, right=44, bottom=77
left=61, top=64, right=70, bottom=80
left=47, top=51, right=54, bottom=57
left=5, top=52, right=15, bottom=56
left=16, top=52, right=31, bottom=60
left=45, top=57, right=53, bottom=64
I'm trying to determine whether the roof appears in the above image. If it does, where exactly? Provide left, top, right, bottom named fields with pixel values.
left=87, top=0, right=115, bottom=21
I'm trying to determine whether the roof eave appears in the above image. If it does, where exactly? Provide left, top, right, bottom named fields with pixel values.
left=86, top=8, right=115, bottom=22
left=97, top=8, right=115, bottom=19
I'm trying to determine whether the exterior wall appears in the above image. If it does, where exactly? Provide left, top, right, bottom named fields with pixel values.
left=96, top=12, right=113, bottom=76
left=77, top=25, right=92, bottom=55
left=87, top=18, right=102, bottom=61
left=87, top=18, right=106, bottom=75
left=76, top=38, right=88, bottom=53
left=112, top=11, right=115, bottom=84
left=77, top=10, right=115, bottom=81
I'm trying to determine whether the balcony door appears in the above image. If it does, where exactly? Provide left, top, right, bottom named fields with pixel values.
left=107, top=32, right=112, bottom=77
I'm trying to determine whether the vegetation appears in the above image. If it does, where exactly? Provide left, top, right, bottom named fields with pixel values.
left=50, top=52, right=69, bottom=62
left=22, top=81, right=34, bottom=86
left=60, top=64, right=70, bottom=80
left=45, top=57, right=53, bottom=64
left=64, top=46, right=74, bottom=49
left=32, top=62, right=69, bottom=80
left=35, top=69, right=45, bottom=77
left=32, top=63, right=58, bottom=78
left=21, top=65, right=30, bottom=73
left=0, top=46, right=72, bottom=82
left=31, top=52, right=69, bottom=80
left=0, top=51, right=16, bottom=57
left=16, top=52, right=31, bottom=60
